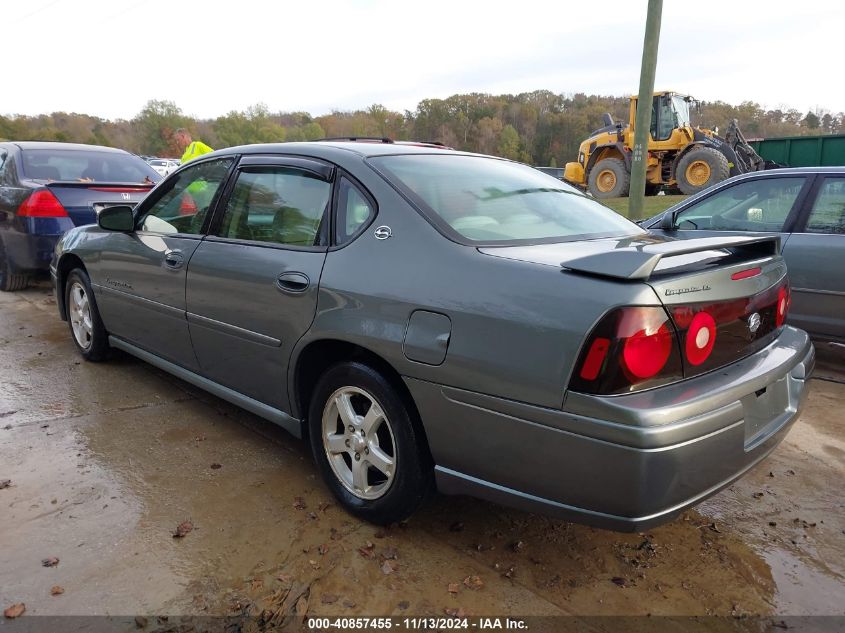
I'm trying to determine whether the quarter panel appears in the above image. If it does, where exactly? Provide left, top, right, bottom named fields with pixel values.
left=301, top=179, right=662, bottom=412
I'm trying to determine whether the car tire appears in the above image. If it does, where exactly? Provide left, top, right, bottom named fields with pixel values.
left=65, top=268, right=110, bottom=362
left=308, top=361, right=433, bottom=524
left=0, top=240, right=30, bottom=292
left=676, top=147, right=730, bottom=195
left=587, top=158, right=630, bottom=199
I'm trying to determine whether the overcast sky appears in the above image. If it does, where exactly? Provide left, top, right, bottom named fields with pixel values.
left=5, top=0, right=843, bottom=120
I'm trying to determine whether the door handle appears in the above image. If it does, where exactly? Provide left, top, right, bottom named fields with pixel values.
left=276, top=272, right=310, bottom=293
left=164, top=250, right=185, bottom=269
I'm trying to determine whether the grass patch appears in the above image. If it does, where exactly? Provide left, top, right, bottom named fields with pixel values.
left=601, top=195, right=687, bottom=221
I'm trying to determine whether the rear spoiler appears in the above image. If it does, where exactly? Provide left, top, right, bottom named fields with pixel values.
left=44, top=181, right=154, bottom=189
left=560, top=235, right=780, bottom=281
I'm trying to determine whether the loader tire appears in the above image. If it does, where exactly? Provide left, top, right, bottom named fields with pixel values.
left=676, top=147, right=730, bottom=195
left=587, top=158, right=630, bottom=199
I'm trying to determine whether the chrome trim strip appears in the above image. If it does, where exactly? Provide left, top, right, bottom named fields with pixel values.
left=186, top=312, right=282, bottom=347
left=96, top=284, right=184, bottom=319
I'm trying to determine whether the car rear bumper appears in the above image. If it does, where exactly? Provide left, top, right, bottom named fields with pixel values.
left=406, top=326, right=814, bottom=531
left=2, top=219, right=72, bottom=273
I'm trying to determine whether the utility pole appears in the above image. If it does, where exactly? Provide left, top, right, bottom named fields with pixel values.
left=628, top=0, right=663, bottom=219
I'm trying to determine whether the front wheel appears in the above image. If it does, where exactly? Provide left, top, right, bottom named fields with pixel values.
left=675, top=147, right=730, bottom=195
left=587, top=158, right=630, bottom=199
left=65, top=268, right=110, bottom=361
left=308, top=362, right=433, bottom=524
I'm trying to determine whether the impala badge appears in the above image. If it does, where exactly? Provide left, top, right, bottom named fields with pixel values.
left=748, top=312, right=761, bottom=334
left=374, top=226, right=392, bottom=240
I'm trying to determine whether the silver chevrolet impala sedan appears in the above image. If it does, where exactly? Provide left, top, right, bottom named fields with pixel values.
left=51, top=140, right=814, bottom=530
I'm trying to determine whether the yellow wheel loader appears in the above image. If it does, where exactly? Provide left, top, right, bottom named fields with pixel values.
left=563, top=91, right=777, bottom=198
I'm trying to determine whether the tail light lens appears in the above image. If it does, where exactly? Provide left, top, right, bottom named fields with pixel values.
left=178, top=193, right=197, bottom=216
left=571, top=278, right=790, bottom=395
left=17, top=189, right=68, bottom=217
left=684, top=311, right=717, bottom=366
left=776, top=284, right=790, bottom=327
left=570, top=306, right=683, bottom=395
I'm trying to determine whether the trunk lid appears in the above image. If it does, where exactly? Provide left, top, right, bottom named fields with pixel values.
left=481, top=233, right=789, bottom=384
left=42, top=182, right=153, bottom=227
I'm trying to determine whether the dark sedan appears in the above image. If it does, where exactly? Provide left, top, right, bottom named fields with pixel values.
left=642, top=167, right=845, bottom=343
left=0, top=142, right=160, bottom=291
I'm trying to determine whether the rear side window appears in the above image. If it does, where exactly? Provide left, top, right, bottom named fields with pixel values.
left=21, top=148, right=159, bottom=184
left=370, top=154, right=640, bottom=244
left=335, top=177, right=374, bottom=245
left=805, top=178, right=845, bottom=234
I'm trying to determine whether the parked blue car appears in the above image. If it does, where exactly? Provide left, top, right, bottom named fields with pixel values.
left=0, top=142, right=159, bottom=291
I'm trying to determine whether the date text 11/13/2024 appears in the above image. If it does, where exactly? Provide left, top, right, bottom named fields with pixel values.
left=307, top=616, right=529, bottom=630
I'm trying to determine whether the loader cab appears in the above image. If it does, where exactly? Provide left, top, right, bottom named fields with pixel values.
left=631, top=92, right=693, bottom=142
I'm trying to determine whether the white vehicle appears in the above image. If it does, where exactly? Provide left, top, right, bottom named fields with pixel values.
left=147, top=158, right=180, bottom=177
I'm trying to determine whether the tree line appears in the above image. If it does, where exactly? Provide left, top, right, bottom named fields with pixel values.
left=1, top=92, right=842, bottom=165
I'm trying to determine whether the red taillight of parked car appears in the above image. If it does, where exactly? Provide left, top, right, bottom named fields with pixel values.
left=572, top=306, right=683, bottom=394
left=17, top=189, right=69, bottom=217
left=668, top=278, right=789, bottom=379
left=571, top=278, right=791, bottom=395
left=775, top=284, right=790, bottom=327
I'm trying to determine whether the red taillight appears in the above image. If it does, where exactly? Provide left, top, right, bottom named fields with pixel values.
left=178, top=193, right=197, bottom=216
left=776, top=285, right=789, bottom=327
left=684, top=311, right=717, bottom=366
left=622, top=322, right=673, bottom=379
left=571, top=278, right=790, bottom=395
left=731, top=267, right=762, bottom=281
left=571, top=306, right=683, bottom=395
left=17, top=189, right=68, bottom=217
left=88, top=186, right=152, bottom=193
left=579, top=337, right=610, bottom=381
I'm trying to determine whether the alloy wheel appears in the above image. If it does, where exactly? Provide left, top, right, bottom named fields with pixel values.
left=321, top=386, right=397, bottom=500
left=69, top=282, right=93, bottom=350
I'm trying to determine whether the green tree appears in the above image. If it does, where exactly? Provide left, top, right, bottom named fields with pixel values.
left=497, top=124, right=521, bottom=160
left=802, top=111, right=820, bottom=130
left=132, top=100, right=190, bottom=155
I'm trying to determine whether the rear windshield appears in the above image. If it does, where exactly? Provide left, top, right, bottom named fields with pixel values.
left=21, top=149, right=160, bottom=184
left=370, top=154, right=642, bottom=244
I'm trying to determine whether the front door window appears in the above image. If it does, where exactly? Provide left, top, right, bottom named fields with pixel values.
left=139, top=158, right=232, bottom=234
left=673, top=177, right=807, bottom=231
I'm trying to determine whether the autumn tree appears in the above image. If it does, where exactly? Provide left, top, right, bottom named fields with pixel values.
left=133, top=100, right=191, bottom=156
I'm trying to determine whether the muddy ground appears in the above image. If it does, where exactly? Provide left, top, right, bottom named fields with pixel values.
left=1, top=282, right=843, bottom=625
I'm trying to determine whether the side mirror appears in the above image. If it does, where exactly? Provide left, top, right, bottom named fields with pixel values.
left=659, top=211, right=676, bottom=231
left=98, top=205, right=135, bottom=232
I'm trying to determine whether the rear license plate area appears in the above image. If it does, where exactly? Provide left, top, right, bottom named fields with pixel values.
left=742, top=375, right=791, bottom=450
left=93, top=202, right=137, bottom=215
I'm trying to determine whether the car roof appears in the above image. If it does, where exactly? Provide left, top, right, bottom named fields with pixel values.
left=739, top=166, right=845, bottom=176
left=9, top=141, right=131, bottom=154
left=218, top=141, right=461, bottom=159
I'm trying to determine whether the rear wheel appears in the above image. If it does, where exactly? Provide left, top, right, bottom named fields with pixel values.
left=0, top=240, right=30, bottom=292
left=587, top=158, right=630, bottom=199
left=676, top=147, right=730, bottom=195
left=65, top=268, right=110, bottom=361
left=308, top=362, right=433, bottom=524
